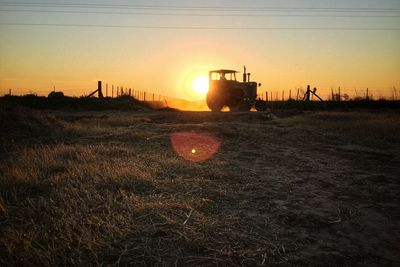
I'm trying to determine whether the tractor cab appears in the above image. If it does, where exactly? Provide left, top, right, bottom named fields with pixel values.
left=209, top=70, right=238, bottom=81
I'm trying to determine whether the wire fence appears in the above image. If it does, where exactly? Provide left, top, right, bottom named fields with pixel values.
left=258, top=87, right=399, bottom=101
left=2, top=84, right=399, bottom=102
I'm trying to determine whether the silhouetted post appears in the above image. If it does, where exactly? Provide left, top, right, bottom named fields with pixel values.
left=9, top=89, right=11, bottom=95
left=282, top=90, right=284, bottom=101
left=296, top=88, right=300, bottom=100
left=289, top=89, right=292, bottom=100
left=129, top=88, right=132, bottom=96
left=302, top=85, right=310, bottom=101
left=117, top=86, right=119, bottom=97
left=366, top=88, right=369, bottom=100
left=266, top=91, right=268, bottom=101
left=144, top=92, right=146, bottom=101
left=112, top=85, right=114, bottom=98
left=106, top=83, right=108, bottom=97
left=98, top=81, right=104, bottom=98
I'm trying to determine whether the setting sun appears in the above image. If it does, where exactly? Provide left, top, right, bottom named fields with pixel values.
left=192, top=76, right=209, bottom=95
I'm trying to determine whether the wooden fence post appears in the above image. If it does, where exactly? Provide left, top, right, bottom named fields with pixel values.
left=98, top=81, right=103, bottom=98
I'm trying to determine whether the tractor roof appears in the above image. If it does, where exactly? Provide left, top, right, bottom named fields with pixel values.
left=209, top=69, right=238, bottom=74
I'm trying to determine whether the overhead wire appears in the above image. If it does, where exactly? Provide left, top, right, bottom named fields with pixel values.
left=0, top=2, right=398, bottom=30
left=0, top=9, right=399, bottom=18
left=0, top=22, right=399, bottom=30
left=0, top=2, right=399, bottom=12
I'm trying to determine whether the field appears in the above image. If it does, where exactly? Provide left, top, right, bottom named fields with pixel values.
left=1, top=106, right=399, bottom=266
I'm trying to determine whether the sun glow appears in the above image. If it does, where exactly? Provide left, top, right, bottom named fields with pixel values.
left=192, top=76, right=209, bottom=95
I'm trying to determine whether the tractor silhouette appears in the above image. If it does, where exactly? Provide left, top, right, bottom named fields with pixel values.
left=206, top=66, right=266, bottom=111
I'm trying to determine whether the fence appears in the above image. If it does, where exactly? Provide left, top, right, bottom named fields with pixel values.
left=3, top=82, right=399, bottom=102
left=257, top=87, right=399, bottom=101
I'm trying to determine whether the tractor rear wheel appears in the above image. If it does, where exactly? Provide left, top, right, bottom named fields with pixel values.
left=255, top=99, right=267, bottom=111
left=237, top=101, right=252, bottom=111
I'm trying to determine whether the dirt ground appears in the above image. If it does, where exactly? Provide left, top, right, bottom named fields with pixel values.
left=0, top=108, right=399, bottom=266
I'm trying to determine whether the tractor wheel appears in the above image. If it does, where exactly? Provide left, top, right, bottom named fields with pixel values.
left=237, top=101, right=252, bottom=112
left=228, top=103, right=239, bottom=112
left=228, top=105, right=236, bottom=112
left=255, top=99, right=267, bottom=111
left=206, top=93, right=224, bottom=112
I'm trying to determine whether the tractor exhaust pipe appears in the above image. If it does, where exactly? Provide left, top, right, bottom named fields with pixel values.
left=243, top=65, right=247, bottom=82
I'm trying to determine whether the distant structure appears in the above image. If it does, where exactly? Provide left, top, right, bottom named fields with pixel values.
left=48, top=91, right=64, bottom=98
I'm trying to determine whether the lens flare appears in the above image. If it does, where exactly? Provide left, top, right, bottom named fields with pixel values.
left=170, top=132, right=220, bottom=162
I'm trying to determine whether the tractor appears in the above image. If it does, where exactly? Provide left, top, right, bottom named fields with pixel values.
left=206, top=66, right=267, bottom=112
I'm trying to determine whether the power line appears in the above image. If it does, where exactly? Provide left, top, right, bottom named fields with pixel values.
left=1, top=22, right=399, bottom=30
left=1, top=9, right=399, bottom=18
left=0, top=2, right=399, bottom=12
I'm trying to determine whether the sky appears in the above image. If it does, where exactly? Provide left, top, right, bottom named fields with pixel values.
left=0, top=0, right=399, bottom=100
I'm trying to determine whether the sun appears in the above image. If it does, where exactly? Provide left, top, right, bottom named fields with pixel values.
left=192, top=76, right=209, bottom=95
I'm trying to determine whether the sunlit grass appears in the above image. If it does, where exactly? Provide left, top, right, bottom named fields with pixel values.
left=1, top=108, right=399, bottom=265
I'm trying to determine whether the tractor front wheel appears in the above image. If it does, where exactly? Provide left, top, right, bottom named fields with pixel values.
left=206, top=93, right=224, bottom=112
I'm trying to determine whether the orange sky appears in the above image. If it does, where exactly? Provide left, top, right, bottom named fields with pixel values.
left=0, top=1, right=399, bottom=100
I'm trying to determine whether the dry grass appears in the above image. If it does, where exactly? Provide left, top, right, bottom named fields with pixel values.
left=0, top=108, right=399, bottom=266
